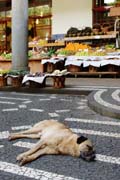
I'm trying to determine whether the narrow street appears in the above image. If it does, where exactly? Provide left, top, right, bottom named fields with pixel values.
left=0, top=91, right=120, bottom=180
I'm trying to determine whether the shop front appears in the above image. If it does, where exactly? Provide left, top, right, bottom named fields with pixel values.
left=0, top=0, right=119, bottom=78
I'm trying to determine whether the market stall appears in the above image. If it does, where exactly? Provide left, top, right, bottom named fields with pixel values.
left=22, top=69, right=69, bottom=89
left=65, top=55, right=120, bottom=77
left=41, top=56, right=65, bottom=73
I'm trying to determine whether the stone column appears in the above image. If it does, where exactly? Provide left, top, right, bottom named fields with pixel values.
left=12, top=0, right=29, bottom=71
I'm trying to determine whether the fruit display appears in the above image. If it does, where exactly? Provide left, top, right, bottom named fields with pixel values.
left=65, top=43, right=91, bottom=51
left=104, top=44, right=115, bottom=52
left=0, top=52, right=12, bottom=60
left=0, top=69, right=10, bottom=75
left=88, top=50, right=106, bottom=56
left=75, top=51, right=89, bottom=56
left=57, top=43, right=91, bottom=56
left=56, top=49, right=75, bottom=56
left=75, top=49, right=106, bottom=56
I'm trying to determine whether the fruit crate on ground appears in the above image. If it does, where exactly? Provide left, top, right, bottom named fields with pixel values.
left=28, top=80, right=46, bottom=88
left=89, top=66, right=98, bottom=72
left=67, top=65, right=81, bottom=73
left=10, top=76, right=23, bottom=88
left=52, top=76, right=66, bottom=89
left=0, top=76, right=7, bottom=87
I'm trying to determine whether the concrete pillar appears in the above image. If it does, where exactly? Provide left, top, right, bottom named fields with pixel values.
left=12, top=0, right=29, bottom=71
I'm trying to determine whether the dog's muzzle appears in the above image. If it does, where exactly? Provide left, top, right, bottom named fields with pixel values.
left=80, top=150, right=96, bottom=161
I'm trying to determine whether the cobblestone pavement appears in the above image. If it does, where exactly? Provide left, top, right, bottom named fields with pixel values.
left=0, top=91, right=120, bottom=180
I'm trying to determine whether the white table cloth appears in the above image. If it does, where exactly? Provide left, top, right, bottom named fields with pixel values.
left=65, top=56, right=120, bottom=67
left=41, top=57, right=65, bottom=65
left=22, top=74, right=49, bottom=84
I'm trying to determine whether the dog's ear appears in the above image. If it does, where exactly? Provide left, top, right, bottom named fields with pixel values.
left=77, top=136, right=88, bottom=144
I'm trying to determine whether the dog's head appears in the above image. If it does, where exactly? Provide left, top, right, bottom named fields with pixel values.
left=77, top=136, right=96, bottom=161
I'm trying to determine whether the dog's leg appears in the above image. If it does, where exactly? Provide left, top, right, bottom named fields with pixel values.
left=19, top=147, right=58, bottom=166
left=9, top=120, right=56, bottom=141
left=9, top=133, right=41, bottom=140
left=16, top=139, right=45, bottom=161
left=8, top=127, right=43, bottom=140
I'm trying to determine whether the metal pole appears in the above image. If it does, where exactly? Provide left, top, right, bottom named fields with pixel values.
left=12, top=0, right=29, bottom=71
left=114, top=17, right=120, bottom=48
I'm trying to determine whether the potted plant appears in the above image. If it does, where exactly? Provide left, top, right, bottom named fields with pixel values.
left=0, top=69, right=9, bottom=87
left=7, top=70, right=28, bottom=87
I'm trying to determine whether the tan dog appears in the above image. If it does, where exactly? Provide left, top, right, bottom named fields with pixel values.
left=9, top=120, right=95, bottom=166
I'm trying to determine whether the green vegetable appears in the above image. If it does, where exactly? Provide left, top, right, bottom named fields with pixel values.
left=8, top=70, right=29, bottom=76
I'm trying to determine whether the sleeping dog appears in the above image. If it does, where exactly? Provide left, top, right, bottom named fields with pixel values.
left=9, top=119, right=95, bottom=165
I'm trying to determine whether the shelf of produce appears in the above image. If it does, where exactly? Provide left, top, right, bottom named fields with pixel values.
left=28, top=42, right=65, bottom=48
left=64, top=33, right=117, bottom=41
left=44, top=42, right=65, bottom=47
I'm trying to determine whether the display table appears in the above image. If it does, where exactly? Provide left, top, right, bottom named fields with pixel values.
left=65, top=55, right=120, bottom=77
left=22, top=70, right=69, bottom=89
left=41, top=56, right=65, bottom=73
left=41, top=56, right=65, bottom=65
left=22, top=74, right=49, bottom=87
left=65, top=55, right=120, bottom=66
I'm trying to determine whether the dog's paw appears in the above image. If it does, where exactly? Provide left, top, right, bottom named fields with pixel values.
left=19, top=156, right=28, bottom=166
left=8, top=134, right=15, bottom=141
left=16, top=153, right=25, bottom=161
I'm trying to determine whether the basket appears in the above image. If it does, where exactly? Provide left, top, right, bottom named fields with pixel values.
left=0, top=76, right=7, bottom=87
left=53, top=76, right=65, bottom=89
left=11, top=76, right=23, bottom=87
left=107, top=65, right=116, bottom=72
left=89, top=66, right=98, bottom=72
left=29, top=80, right=46, bottom=88
left=67, top=65, right=80, bottom=72
left=46, top=63, right=55, bottom=73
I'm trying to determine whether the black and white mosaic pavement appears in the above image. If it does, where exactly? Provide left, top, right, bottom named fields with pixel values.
left=88, top=89, right=120, bottom=119
left=0, top=91, right=120, bottom=180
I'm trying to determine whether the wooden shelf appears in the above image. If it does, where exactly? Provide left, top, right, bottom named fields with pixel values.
left=44, top=42, right=65, bottom=47
left=69, top=71, right=119, bottom=78
left=29, top=42, right=65, bottom=48
left=64, top=33, right=117, bottom=41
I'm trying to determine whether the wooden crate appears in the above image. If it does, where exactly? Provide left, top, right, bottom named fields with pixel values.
left=11, top=76, right=23, bottom=88
left=53, top=76, right=65, bottom=89
left=0, top=76, right=7, bottom=87
left=67, top=65, right=80, bottom=72
left=89, top=66, right=98, bottom=72
left=29, top=80, right=46, bottom=88
left=46, top=63, right=55, bottom=73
